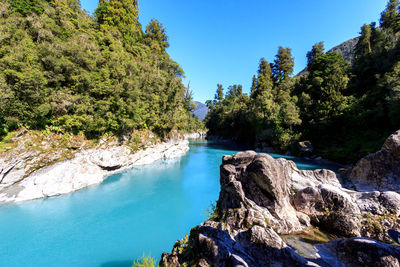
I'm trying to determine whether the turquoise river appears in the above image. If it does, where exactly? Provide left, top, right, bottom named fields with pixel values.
left=0, top=140, right=338, bottom=267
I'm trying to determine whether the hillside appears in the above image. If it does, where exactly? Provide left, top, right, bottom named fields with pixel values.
left=297, top=37, right=359, bottom=76
left=0, top=0, right=202, bottom=140
left=192, top=101, right=208, bottom=121
left=327, top=36, right=359, bottom=63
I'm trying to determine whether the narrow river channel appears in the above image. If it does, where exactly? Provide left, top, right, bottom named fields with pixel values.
left=0, top=140, right=336, bottom=267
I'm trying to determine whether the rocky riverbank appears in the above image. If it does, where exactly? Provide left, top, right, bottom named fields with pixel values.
left=160, top=130, right=400, bottom=266
left=0, top=130, right=199, bottom=204
left=184, top=131, right=207, bottom=139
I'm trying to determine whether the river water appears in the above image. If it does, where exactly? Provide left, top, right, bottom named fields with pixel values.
left=0, top=140, right=336, bottom=267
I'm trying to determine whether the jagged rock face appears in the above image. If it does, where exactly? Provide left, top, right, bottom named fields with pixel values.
left=161, top=149, right=400, bottom=267
left=218, top=151, right=304, bottom=234
left=348, top=130, right=400, bottom=191
left=216, top=151, right=398, bottom=238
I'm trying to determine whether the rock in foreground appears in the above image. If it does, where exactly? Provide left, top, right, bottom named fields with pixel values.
left=161, top=148, right=400, bottom=266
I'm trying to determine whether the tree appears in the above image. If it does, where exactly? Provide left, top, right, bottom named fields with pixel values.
left=183, top=84, right=194, bottom=112
left=8, top=0, right=44, bottom=15
left=253, top=58, right=273, bottom=98
left=306, top=52, right=350, bottom=122
left=355, top=24, right=373, bottom=58
left=0, top=0, right=203, bottom=139
left=381, top=62, right=400, bottom=126
left=95, top=0, right=142, bottom=45
left=352, top=22, right=388, bottom=96
left=226, top=85, right=243, bottom=99
left=250, top=75, right=257, bottom=97
left=272, top=47, right=294, bottom=83
left=145, top=19, right=169, bottom=52
left=380, top=0, right=400, bottom=33
left=306, top=42, right=325, bottom=67
left=204, top=1, right=400, bottom=162
left=214, top=84, right=224, bottom=103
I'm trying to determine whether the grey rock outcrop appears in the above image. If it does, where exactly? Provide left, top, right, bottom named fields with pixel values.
left=0, top=138, right=190, bottom=203
left=347, top=130, right=400, bottom=191
left=316, top=237, right=400, bottom=267
left=160, top=224, right=312, bottom=267
left=161, top=149, right=400, bottom=266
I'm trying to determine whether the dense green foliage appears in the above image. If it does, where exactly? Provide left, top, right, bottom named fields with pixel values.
left=0, top=0, right=202, bottom=139
left=8, top=0, right=44, bottom=15
left=205, top=0, right=400, bottom=162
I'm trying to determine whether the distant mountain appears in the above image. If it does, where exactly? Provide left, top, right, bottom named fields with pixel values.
left=327, top=36, right=359, bottom=64
left=297, top=37, right=359, bottom=76
left=192, top=101, right=209, bottom=121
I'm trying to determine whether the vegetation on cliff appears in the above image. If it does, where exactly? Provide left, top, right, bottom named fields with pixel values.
left=0, top=0, right=202, bottom=141
left=205, top=0, right=400, bottom=163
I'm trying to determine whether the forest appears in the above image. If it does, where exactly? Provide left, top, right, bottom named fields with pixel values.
left=0, top=0, right=202, bottom=140
left=2, top=0, right=400, bottom=163
left=205, top=0, right=400, bottom=163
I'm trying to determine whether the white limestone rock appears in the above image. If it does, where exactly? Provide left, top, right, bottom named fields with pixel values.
left=0, top=139, right=190, bottom=203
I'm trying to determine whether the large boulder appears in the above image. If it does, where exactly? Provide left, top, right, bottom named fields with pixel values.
left=216, top=151, right=398, bottom=239
left=161, top=148, right=400, bottom=266
left=218, top=151, right=303, bottom=234
left=348, top=130, right=400, bottom=191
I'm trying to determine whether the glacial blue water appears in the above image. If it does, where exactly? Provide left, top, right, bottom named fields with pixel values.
left=0, top=140, right=336, bottom=267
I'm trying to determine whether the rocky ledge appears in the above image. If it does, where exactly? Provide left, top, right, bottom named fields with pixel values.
left=0, top=134, right=192, bottom=204
left=160, top=131, right=400, bottom=266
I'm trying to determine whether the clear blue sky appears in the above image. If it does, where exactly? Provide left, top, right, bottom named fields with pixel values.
left=81, top=0, right=388, bottom=103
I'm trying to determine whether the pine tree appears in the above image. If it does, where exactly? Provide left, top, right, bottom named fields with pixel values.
left=215, top=84, right=224, bottom=103
left=145, top=19, right=169, bottom=52
left=306, top=52, right=350, bottom=121
left=183, top=84, right=194, bottom=111
left=380, top=0, right=400, bottom=33
left=250, top=75, right=257, bottom=98
left=306, top=42, right=325, bottom=67
left=226, top=85, right=243, bottom=98
left=355, top=24, right=373, bottom=58
left=272, top=47, right=294, bottom=83
left=255, top=58, right=273, bottom=97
